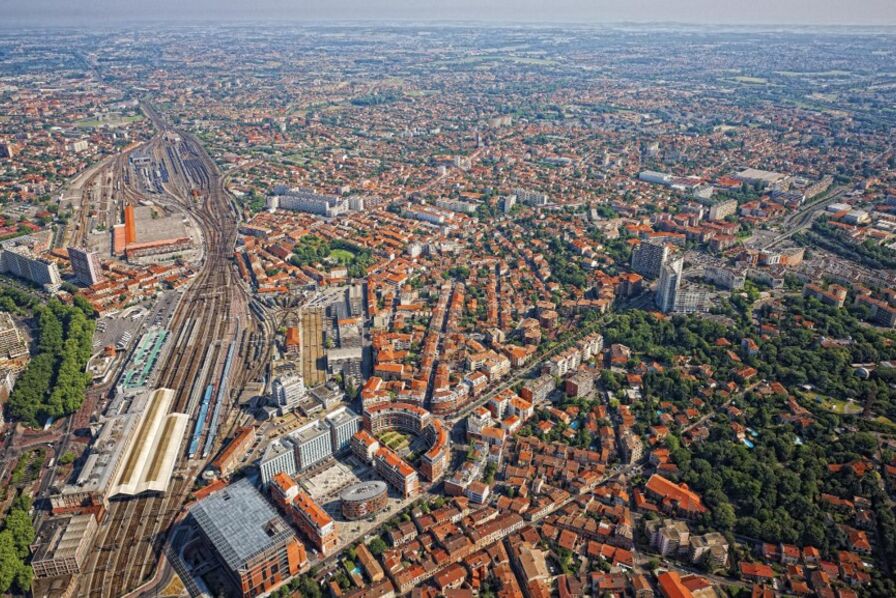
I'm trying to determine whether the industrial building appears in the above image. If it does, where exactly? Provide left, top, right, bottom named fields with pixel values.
left=190, top=478, right=307, bottom=597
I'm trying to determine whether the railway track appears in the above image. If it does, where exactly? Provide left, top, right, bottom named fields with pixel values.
left=80, top=103, right=267, bottom=598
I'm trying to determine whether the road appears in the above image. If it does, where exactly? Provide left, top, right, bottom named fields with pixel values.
left=758, top=186, right=848, bottom=250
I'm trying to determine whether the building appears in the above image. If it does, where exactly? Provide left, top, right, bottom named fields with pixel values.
left=688, top=532, right=729, bottom=568
left=268, top=187, right=349, bottom=217
left=646, top=518, right=690, bottom=557
left=702, top=266, right=745, bottom=291
left=804, top=283, right=848, bottom=308
left=326, top=407, right=362, bottom=454
left=271, top=373, right=306, bottom=416
left=0, top=312, right=28, bottom=359
left=30, top=514, right=98, bottom=578
left=293, top=420, right=333, bottom=471
left=291, top=490, right=340, bottom=556
left=733, top=168, right=789, bottom=189
left=373, top=446, right=419, bottom=498
left=190, top=479, right=306, bottom=597
left=350, top=430, right=380, bottom=463
left=631, top=241, right=670, bottom=280
left=707, top=199, right=738, bottom=221
left=520, top=375, right=556, bottom=403
left=0, top=244, right=62, bottom=291
left=656, top=257, right=684, bottom=313
left=340, top=481, right=389, bottom=520
left=67, top=247, right=103, bottom=286
left=259, top=437, right=298, bottom=486
left=514, top=188, right=550, bottom=206
left=210, top=426, right=256, bottom=478
left=109, top=388, right=189, bottom=497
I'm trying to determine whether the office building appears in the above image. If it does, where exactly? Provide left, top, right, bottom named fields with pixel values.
left=259, top=437, right=298, bottom=486
left=340, top=481, right=389, bottom=520
left=67, top=247, right=104, bottom=286
left=656, top=257, right=684, bottom=313
left=190, top=479, right=306, bottom=597
left=293, top=420, right=333, bottom=471
left=325, top=407, right=361, bottom=454
left=631, top=241, right=670, bottom=279
left=271, top=372, right=306, bottom=416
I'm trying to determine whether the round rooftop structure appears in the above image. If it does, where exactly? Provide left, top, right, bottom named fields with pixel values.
left=340, top=481, right=389, bottom=520
left=340, top=480, right=388, bottom=503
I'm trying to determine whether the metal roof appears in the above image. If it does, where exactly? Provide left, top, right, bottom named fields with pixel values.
left=191, top=478, right=296, bottom=572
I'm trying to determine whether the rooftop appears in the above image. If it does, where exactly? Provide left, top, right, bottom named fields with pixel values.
left=191, top=478, right=297, bottom=572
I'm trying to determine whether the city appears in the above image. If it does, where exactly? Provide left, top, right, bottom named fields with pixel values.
left=0, top=8, right=895, bottom=598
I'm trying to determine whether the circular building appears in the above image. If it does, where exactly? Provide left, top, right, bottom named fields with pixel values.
left=340, top=481, right=389, bottom=520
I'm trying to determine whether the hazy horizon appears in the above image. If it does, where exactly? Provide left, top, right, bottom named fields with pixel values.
left=3, top=0, right=896, bottom=28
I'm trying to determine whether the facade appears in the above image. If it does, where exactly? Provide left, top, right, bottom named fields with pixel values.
left=67, top=247, right=103, bottom=286
left=707, top=199, right=738, bottom=221
left=190, top=479, right=306, bottom=597
left=259, top=437, right=298, bottom=486
left=291, top=490, right=340, bottom=556
left=326, top=407, right=362, bottom=454
left=30, top=514, right=98, bottom=578
left=210, top=426, right=256, bottom=478
left=513, top=188, right=550, bottom=206
left=271, top=373, right=306, bottom=416
left=0, top=244, right=62, bottom=291
left=656, top=257, right=684, bottom=313
left=373, top=446, right=419, bottom=498
left=340, top=481, right=389, bottom=520
left=350, top=430, right=380, bottom=463
left=631, top=241, right=670, bottom=280
left=293, top=421, right=333, bottom=471
left=269, top=187, right=349, bottom=217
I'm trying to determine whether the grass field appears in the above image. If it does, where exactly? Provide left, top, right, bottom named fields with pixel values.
left=329, top=249, right=355, bottom=264
left=75, top=114, right=143, bottom=128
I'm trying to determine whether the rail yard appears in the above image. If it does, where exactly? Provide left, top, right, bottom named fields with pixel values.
left=71, top=104, right=269, bottom=598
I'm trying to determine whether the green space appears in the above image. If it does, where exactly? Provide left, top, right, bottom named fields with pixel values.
left=291, top=235, right=375, bottom=278
left=74, top=114, right=143, bottom=128
left=0, top=493, right=35, bottom=595
left=8, top=448, right=44, bottom=488
left=378, top=430, right=410, bottom=452
left=6, top=296, right=97, bottom=427
left=802, top=391, right=863, bottom=415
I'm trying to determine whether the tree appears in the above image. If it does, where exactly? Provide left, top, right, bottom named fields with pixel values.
left=3, top=510, right=33, bottom=558
left=368, top=537, right=388, bottom=556
left=0, top=532, right=17, bottom=594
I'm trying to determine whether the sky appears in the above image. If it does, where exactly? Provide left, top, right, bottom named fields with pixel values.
left=3, top=0, right=896, bottom=27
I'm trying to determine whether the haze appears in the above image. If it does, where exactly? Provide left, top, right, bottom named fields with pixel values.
left=4, top=0, right=896, bottom=27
